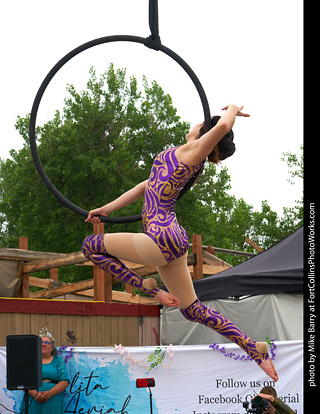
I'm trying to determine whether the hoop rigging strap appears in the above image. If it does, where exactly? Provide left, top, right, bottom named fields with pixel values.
left=28, top=1, right=211, bottom=224
left=144, top=0, right=209, bottom=201
left=145, top=0, right=161, bottom=50
left=149, top=0, right=160, bottom=39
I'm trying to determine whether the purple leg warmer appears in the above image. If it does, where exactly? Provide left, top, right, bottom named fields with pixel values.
left=82, top=234, right=160, bottom=298
left=180, top=299, right=268, bottom=365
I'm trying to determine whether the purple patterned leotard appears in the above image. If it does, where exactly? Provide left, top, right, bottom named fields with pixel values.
left=142, top=146, right=204, bottom=263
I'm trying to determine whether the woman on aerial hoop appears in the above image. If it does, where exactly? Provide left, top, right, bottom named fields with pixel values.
left=82, top=104, right=278, bottom=382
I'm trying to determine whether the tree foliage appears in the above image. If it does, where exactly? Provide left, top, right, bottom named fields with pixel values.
left=0, top=65, right=303, bottom=283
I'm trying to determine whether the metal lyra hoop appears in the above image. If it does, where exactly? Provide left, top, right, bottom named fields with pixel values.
left=29, top=35, right=211, bottom=223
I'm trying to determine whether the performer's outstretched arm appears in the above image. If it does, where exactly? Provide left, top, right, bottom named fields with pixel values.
left=176, top=104, right=250, bottom=165
left=85, top=180, right=148, bottom=224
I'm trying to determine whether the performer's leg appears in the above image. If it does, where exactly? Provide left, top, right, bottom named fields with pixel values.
left=82, top=233, right=178, bottom=305
left=156, top=254, right=197, bottom=309
left=103, top=233, right=167, bottom=267
left=157, top=254, right=278, bottom=382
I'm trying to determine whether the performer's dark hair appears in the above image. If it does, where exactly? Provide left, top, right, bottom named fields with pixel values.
left=199, top=116, right=235, bottom=163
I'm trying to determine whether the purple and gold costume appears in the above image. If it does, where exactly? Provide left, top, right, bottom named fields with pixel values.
left=82, top=146, right=271, bottom=369
left=180, top=299, right=268, bottom=365
left=82, top=233, right=160, bottom=297
left=82, top=146, right=203, bottom=298
left=142, top=147, right=204, bottom=262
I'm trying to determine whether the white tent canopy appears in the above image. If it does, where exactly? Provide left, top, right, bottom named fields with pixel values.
left=161, top=293, right=303, bottom=345
left=161, top=228, right=303, bottom=345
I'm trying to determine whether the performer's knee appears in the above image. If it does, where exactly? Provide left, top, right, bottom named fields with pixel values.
left=82, top=234, right=106, bottom=258
left=82, top=235, right=93, bottom=259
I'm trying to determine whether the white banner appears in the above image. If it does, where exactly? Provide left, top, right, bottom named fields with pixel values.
left=0, top=341, right=303, bottom=414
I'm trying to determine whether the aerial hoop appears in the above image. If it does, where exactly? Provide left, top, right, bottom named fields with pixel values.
left=29, top=15, right=211, bottom=224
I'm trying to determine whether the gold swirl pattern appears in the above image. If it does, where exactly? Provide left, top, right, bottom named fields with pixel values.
left=180, top=300, right=268, bottom=365
left=82, top=234, right=160, bottom=297
left=142, top=147, right=204, bottom=263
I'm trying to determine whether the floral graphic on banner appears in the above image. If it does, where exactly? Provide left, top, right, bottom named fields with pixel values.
left=1, top=349, right=160, bottom=414
left=63, top=350, right=157, bottom=414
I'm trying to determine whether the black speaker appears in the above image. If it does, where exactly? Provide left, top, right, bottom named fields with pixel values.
left=6, top=335, right=42, bottom=390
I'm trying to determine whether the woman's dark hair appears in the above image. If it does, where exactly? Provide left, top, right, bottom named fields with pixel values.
left=199, top=115, right=235, bottom=163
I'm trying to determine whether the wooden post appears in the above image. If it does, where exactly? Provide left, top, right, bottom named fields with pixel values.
left=245, top=237, right=264, bottom=253
left=192, top=234, right=203, bottom=280
left=93, top=223, right=105, bottom=301
left=19, top=237, right=29, bottom=298
left=126, top=284, right=134, bottom=295
left=50, top=268, right=59, bottom=281
left=93, top=224, right=113, bottom=302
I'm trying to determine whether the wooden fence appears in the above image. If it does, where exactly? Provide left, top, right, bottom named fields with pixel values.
left=0, top=225, right=235, bottom=303
left=0, top=297, right=160, bottom=347
left=0, top=228, right=259, bottom=346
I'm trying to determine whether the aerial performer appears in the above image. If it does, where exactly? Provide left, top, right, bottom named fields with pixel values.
left=82, top=104, right=278, bottom=382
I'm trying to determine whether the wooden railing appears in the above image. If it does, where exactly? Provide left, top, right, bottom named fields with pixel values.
left=0, top=226, right=260, bottom=303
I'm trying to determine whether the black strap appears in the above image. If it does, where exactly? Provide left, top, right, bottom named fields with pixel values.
left=144, top=0, right=161, bottom=50
left=149, top=0, right=159, bottom=39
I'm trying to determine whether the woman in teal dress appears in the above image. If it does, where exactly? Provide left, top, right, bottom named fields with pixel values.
left=21, top=328, right=70, bottom=413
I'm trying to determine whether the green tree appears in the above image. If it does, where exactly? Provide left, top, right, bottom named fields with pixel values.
left=236, top=145, right=304, bottom=254
left=278, top=144, right=303, bottom=234
left=0, top=65, right=190, bottom=281
left=0, top=65, right=303, bottom=282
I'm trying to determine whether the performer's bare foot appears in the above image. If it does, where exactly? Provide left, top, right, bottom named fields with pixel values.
left=260, top=358, right=279, bottom=382
left=255, top=342, right=279, bottom=382
left=156, top=290, right=180, bottom=307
